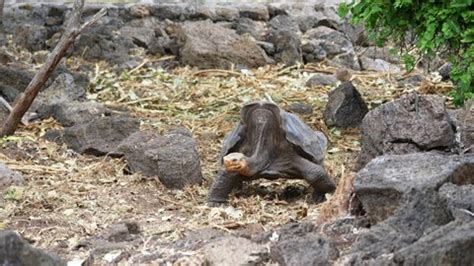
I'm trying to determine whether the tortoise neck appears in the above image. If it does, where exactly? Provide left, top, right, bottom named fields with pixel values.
left=246, top=120, right=279, bottom=174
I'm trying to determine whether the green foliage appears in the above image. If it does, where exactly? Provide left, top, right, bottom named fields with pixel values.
left=339, top=0, right=474, bottom=106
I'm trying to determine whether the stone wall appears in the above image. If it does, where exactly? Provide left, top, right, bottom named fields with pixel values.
left=3, top=2, right=401, bottom=71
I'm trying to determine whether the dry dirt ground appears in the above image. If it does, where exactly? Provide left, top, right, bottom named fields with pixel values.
left=0, top=46, right=454, bottom=262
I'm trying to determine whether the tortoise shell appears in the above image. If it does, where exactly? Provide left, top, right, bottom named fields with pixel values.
left=221, top=101, right=327, bottom=164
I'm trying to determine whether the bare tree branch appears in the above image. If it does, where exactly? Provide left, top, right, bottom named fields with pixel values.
left=0, top=1, right=106, bottom=137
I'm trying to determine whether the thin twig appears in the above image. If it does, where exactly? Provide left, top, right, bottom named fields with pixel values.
left=193, top=69, right=243, bottom=77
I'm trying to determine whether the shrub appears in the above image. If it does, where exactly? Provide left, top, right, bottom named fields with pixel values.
left=339, top=0, right=473, bottom=106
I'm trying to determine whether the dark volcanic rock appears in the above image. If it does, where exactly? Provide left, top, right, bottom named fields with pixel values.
left=51, top=101, right=111, bottom=127
left=13, top=24, right=48, bottom=51
left=356, top=93, right=456, bottom=170
left=313, top=5, right=343, bottom=30
left=270, top=223, right=338, bottom=266
left=266, top=29, right=302, bottom=66
left=203, top=236, right=268, bottom=265
left=347, top=189, right=454, bottom=264
left=438, top=183, right=474, bottom=221
left=233, top=18, right=267, bottom=41
left=118, top=128, right=203, bottom=189
left=341, top=23, right=368, bottom=46
left=118, top=26, right=156, bottom=50
left=30, top=73, right=87, bottom=119
left=238, top=4, right=270, bottom=21
left=177, top=20, right=272, bottom=69
left=214, top=6, right=240, bottom=21
left=438, top=63, right=452, bottom=81
left=271, top=233, right=338, bottom=266
left=296, top=13, right=319, bottom=33
left=391, top=221, right=474, bottom=265
left=0, top=65, right=83, bottom=103
left=72, top=17, right=133, bottom=64
left=0, top=230, right=65, bottom=266
left=268, top=15, right=299, bottom=33
left=301, top=26, right=360, bottom=70
left=0, top=162, right=24, bottom=191
left=266, top=4, right=289, bottom=18
left=63, top=116, right=140, bottom=156
left=105, top=222, right=140, bottom=242
left=320, top=217, right=370, bottom=251
left=323, top=82, right=368, bottom=128
left=306, top=73, right=338, bottom=87
left=0, top=65, right=34, bottom=102
left=354, top=152, right=474, bottom=222
left=149, top=4, right=190, bottom=21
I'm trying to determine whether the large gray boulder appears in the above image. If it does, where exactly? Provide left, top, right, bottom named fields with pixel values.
left=118, top=128, right=203, bottom=189
left=0, top=231, right=65, bottom=266
left=176, top=20, right=272, bottom=69
left=63, top=116, right=140, bottom=156
left=265, top=13, right=302, bottom=66
left=323, top=82, right=368, bottom=128
left=346, top=189, right=454, bottom=265
left=266, top=29, right=302, bottom=66
left=30, top=73, right=87, bottom=119
left=356, top=93, right=456, bottom=170
left=301, top=26, right=360, bottom=70
left=391, top=221, right=474, bottom=265
left=354, top=152, right=474, bottom=223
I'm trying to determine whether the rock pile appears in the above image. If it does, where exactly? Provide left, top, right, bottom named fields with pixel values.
left=3, top=2, right=400, bottom=71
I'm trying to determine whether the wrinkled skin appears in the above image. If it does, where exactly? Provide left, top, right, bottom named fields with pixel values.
left=208, top=102, right=336, bottom=205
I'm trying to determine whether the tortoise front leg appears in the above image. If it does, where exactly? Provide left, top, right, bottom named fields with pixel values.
left=293, top=157, right=336, bottom=203
left=208, top=168, right=244, bottom=206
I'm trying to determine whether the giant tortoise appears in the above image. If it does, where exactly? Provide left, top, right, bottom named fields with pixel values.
left=208, top=101, right=336, bottom=205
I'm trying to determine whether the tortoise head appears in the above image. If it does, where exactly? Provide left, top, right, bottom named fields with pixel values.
left=223, top=152, right=251, bottom=176
left=241, top=102, right=282, bottom=126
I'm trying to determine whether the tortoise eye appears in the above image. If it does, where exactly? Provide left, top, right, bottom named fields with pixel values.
left=232, top=158, right=238, bottom=162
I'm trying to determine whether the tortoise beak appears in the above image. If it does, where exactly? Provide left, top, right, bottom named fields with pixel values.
left=224, top=158, right=242, bottom=170
left=223, top=153, right=247, bottom=172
